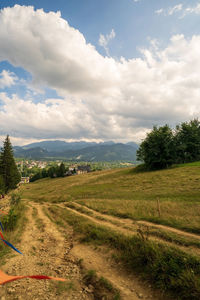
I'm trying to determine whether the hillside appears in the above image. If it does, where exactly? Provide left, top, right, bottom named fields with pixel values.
left=21, top=161, right=200, bottom=233
left=13, top=141, right=138, bottom=161
left=3, top=161, right=199, bottom=300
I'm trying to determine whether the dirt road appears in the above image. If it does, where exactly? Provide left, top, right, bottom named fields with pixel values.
left=0, top=199, right=174, bottom=300
left=0, top=202, right=92, bottom=300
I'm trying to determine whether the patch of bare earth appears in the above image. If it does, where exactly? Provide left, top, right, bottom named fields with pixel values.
left=0, top=202, right=93, bottom=300
left=71, top=243, right=159, bottom=300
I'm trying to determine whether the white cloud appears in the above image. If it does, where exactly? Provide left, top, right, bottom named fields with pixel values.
left=0, top=5, right=199, bottom=143
left=155, top=9, right=164, bottom=15
left=155, top=4, right=183, bottom=16
left=168, top=4, right=183, bottom=15
left=156, top=3, right=200, bottom=18
left=181, top=3, right=200, bottom=17
left=99, top=29, right=116, bottom=56
left=0, top=70, right=17, bottom=89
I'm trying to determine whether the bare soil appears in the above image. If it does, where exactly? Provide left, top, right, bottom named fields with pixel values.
left=0, top=201, right=93, bottom=300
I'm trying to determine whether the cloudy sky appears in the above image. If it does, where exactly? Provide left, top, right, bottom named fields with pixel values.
left=0, top=0, right=200, bottom=146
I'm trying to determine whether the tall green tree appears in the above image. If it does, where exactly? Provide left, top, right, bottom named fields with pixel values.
left=174, top=119, right=200, bottom=163
left=137, top=125, right=175, bottom=170
left=57, top=162, right=66, bottom=177
left=0, top=135, right=21, bottom=192
left=0, top=175, right=5, bottom=195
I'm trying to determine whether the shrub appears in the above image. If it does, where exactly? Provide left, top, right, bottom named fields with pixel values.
left=2, top=208, right=18, bottom=231
left=10, top=193, right=21, bottom=206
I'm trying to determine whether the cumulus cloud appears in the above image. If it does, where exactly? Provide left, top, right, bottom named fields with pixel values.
left=0, top=70, right=17, bottom=88
left=0, top=5, right=199, bottom=143
left=0, top=6, right=118, bottom=98
left=99, top=29, right=116, bottom=56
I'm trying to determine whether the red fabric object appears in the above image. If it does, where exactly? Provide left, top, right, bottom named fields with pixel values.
left=0, top=270, right=66, bottom=285
left=0, top=232, right=4, bottom=240
left=0, top=232, right=6, bottom=245
left=0, top=210, right=8, bottom=215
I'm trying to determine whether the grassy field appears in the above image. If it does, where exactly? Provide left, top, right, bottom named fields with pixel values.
left=21, top=162, right=200, bottom=234
left=20, top=162, right=200, bottom=299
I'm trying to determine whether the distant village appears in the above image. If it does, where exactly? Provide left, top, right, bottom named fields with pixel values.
left=17, top=160, right=91, bottom=184
left=16, top=160, right=48, bottom=170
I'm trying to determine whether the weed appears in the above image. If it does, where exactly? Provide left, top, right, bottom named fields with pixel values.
left=83, top=269, right=120, bottom=299
left=84, top=269, right=96, bottom=283
left=56, top=281, right=75, bottom=295
left=38, top=238, right=44, bottom=243
left=137, top=225, right=150, bottom=241
left=0, top=202, right=27, bottom=265
left=10, top=193, right=21, bottom=206
left=2, top=208, right=18, bottom=231
left=99, top=276, right=113, bottom=291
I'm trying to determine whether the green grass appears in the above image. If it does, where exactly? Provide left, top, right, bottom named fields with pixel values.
left=0, top=200, right=27, bottom=264
left=83, top=269, right=121, bottom=299
left=21, top=162, right=200, bottom=233
left=55, top=281, right=75, bottom=295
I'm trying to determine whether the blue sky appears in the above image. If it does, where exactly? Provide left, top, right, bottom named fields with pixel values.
left=1, top=0, right=200, bottom=58
left=0, top=0, right=200, bottom=145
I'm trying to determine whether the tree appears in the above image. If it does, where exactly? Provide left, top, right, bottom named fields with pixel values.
left=0, top=175, right=5, bottom=195
left=137, top=125, right=175, bottom=170
left=29, top=171, right=42, bottom=182
left=57, top=162, right=66, bottom=177
left=48, top=166, right=57, bottom=178
left=0, top=135, right=21, bottom=192
left=174, top=119, right=200, bottom=163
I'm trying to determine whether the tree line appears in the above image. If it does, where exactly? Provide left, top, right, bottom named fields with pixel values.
left=137, top=119, right=200, bottom=170
left=30, top=163, right=70, bottom=182
left=0, top=136, right=21, bottom=195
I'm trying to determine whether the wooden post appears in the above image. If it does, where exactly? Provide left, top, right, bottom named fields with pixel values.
left=157, top=198, right=161, bottom=217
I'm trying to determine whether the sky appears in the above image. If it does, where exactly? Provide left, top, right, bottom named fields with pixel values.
left=0, top=0, right=200, bottom=146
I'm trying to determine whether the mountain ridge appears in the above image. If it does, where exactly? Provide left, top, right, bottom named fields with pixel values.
left=13, top=140, right=138, bottom=161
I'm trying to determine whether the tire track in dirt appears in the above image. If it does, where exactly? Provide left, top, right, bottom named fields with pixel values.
left=71, top=202, right=200, bottom=242
left=44, top=203, right=161, bottom=300
left=0, top=202, right=93, bottom=300
left=61, top=202, right=200, bottom=257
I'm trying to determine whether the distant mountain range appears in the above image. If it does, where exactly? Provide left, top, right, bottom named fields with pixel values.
left=13, top=140, right=139, bottom=162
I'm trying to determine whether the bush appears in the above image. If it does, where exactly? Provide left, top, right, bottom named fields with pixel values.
left=2, top=208, right=18, bottom=231
left=10, top=193, right=21, bottom=206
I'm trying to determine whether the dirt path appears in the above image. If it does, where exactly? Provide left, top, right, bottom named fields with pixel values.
left=62, top=202, right=200, bottom=257
left=44, top=203, right=163, bottom=300
left=0, top=198, right=179, bottom=300
left=71, top=243, right=156, bottom=300
left=0, top=202, right=92, bottom=300
left=0, top=200, right=161, bottom=300
left=71, top=202, right=200, bottom=241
